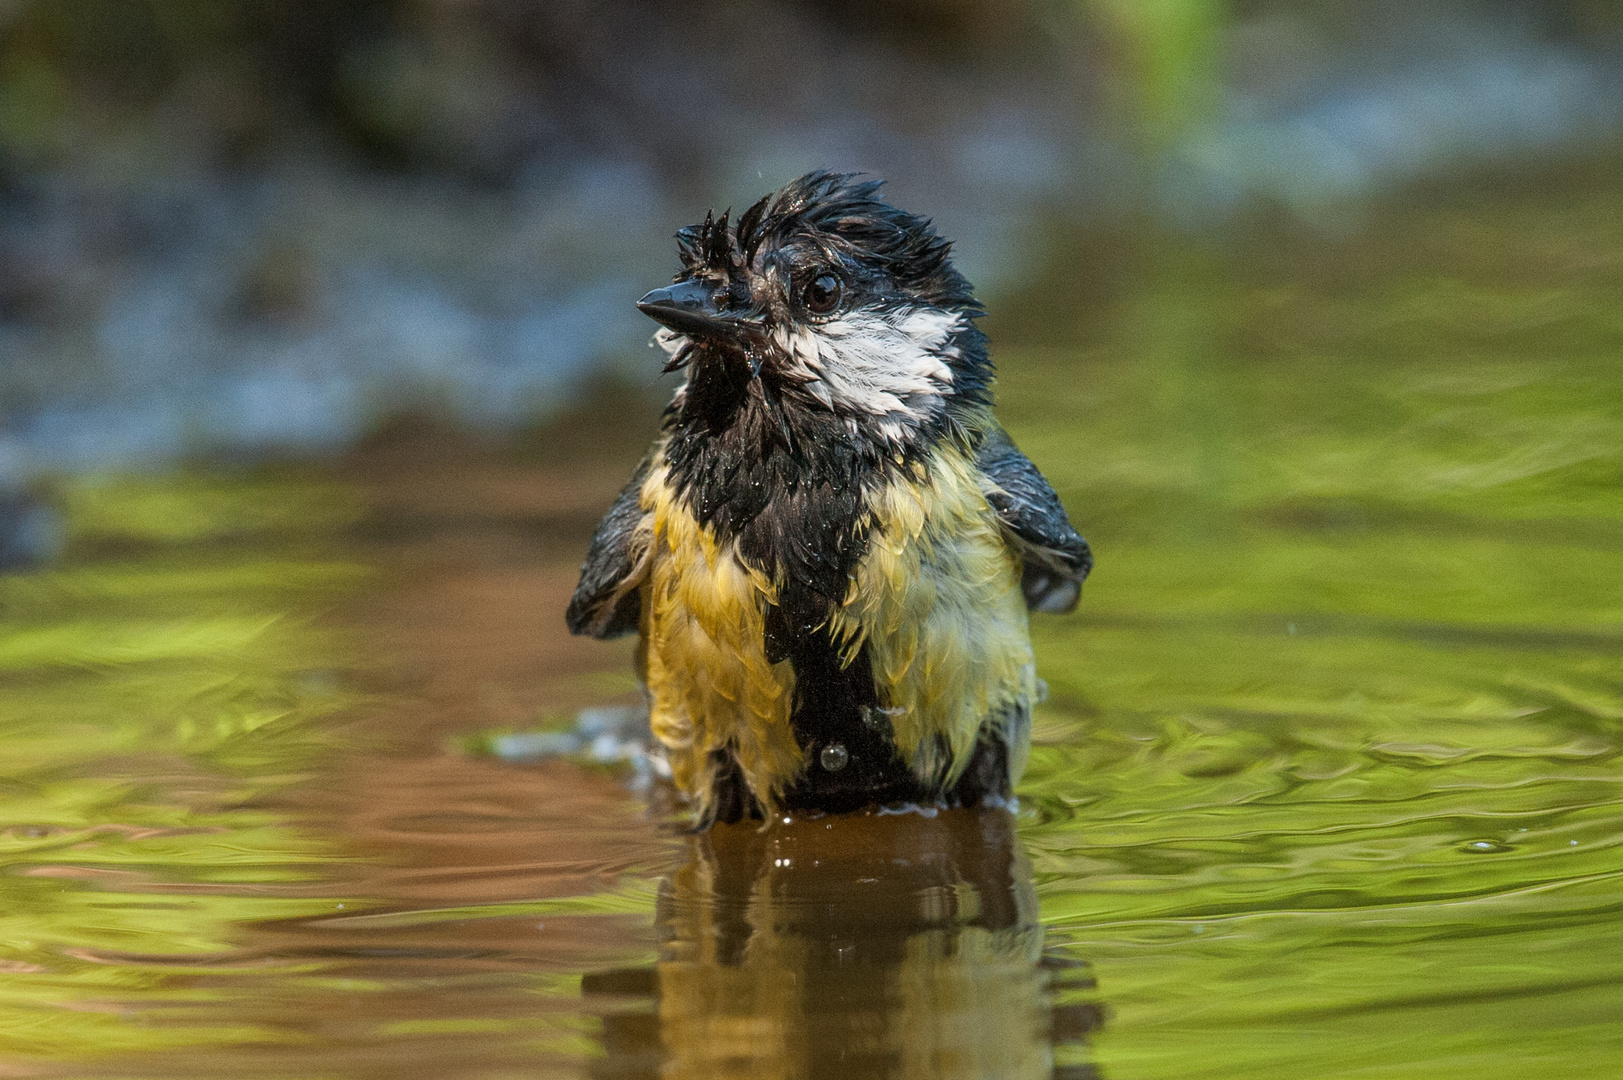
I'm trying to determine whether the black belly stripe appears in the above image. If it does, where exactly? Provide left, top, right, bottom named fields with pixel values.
left=706, top=625, right=1016, bottom=822
left=769, top=621, right=1013, bottom=816
left=779, top=636, right=923, bottom=813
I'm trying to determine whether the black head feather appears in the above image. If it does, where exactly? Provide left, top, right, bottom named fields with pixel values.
left=675, top=220, right=704, bottom=265
left=673, top=171, right=979, bottom=315
left=737, top=193, right=771, bottom=263
left=661, top=171, right=994, bottom=445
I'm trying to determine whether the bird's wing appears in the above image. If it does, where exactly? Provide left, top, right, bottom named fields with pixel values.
left=566, top=453, right=655, bottom=639
left=977, top=425, right=1092, bottom=614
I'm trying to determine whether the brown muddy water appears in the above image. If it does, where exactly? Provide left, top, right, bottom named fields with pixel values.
left=3, top=173, right=1623, bottom=1078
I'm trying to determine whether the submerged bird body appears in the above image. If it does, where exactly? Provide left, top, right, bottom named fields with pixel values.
left=567, top=173, right=1089, bottom=823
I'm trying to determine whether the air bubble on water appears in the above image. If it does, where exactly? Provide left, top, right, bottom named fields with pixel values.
left=820, top=743, right=850, bottom=772
left=1461, top=839, right=1512, bottom=854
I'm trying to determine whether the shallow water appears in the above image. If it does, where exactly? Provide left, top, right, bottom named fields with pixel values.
left=3, top=174, right=1622, bottom=1078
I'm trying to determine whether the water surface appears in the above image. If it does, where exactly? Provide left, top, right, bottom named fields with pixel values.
left=2, top=174, right=1621, bottom=1077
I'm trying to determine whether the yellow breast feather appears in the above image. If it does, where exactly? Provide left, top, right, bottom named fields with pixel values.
left=640, top=462, right=800, bottom=815
left=828, top=441, right=1035, bottom=790
left=640, top=440, right=1035, bottom=814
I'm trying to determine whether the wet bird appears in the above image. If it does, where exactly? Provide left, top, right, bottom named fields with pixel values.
left=567, top=172, right=1090, bottom=824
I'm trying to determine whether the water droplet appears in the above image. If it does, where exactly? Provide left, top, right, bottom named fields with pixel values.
left=820, top=743, right=849, bottom=772
left=1460, top=839, right=1511, bottom=854
left=861, top=705, right=905, bottom=730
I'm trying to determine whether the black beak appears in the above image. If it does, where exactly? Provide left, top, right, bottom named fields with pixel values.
left=636, top=279, right=744, bottom=341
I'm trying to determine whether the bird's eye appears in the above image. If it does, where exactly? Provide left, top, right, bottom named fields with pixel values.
left=802, top=273, right=842, bottom=316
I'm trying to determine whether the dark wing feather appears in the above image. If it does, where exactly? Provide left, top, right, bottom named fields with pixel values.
left=566, top=453, right=655, bottom=639
left=978, top=426, right=1092, bottom=614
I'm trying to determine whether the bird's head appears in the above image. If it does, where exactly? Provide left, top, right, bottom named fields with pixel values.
left=638, top=172, right=990, bottom=448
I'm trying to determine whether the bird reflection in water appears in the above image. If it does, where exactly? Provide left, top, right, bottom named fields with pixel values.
left=583, top=807, right=1103, bottom=1079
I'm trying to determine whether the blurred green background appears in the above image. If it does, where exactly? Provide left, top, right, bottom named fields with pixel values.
left=0, top=0, right=1619, bottom=473
left=0, top=3, right=1621, bottom=1078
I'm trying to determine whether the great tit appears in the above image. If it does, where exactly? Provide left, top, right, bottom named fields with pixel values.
left=567, top=172, right=1090, bottom=824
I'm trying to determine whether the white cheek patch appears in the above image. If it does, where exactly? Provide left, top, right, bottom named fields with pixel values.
left=774, top=308, right=961, bottom=428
